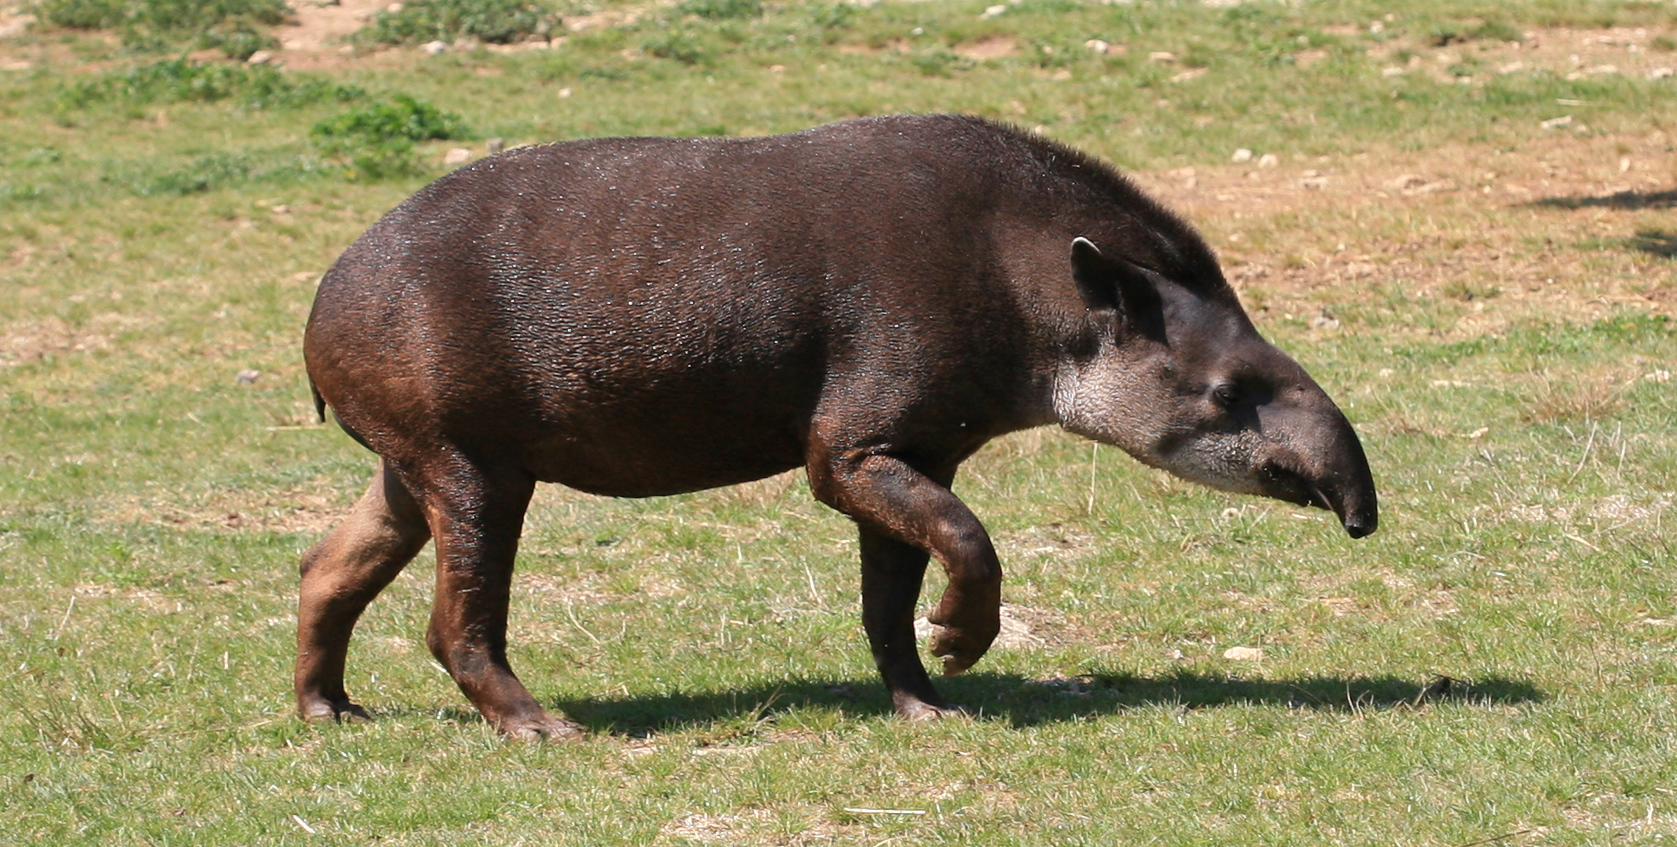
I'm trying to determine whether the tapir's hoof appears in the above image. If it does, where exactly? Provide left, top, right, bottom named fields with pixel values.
left=894, top=699, right=970, bottom=722
left=928, top=624, right=991, bottom=676
left=938, top=653, right=972, bottom=676
left=298, top=697, right=373, bottom=724
left=500, top=714, right=586, bottom=742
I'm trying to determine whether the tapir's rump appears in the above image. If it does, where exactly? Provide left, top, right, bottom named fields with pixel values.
left=297, top=115, right=1376, bottom=738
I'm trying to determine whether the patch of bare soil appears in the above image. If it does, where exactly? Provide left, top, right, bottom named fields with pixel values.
left=269, top=0, right=389, bottom=67
left=955, top=35, right=1017, bottom=61
left=1366, top=24, right=1676, bottom=85
left=0, top=316, right=112, bottom=366
left=1129, top=126, right=1677, bottom=340
left=111, top=487, right=349, bottom=534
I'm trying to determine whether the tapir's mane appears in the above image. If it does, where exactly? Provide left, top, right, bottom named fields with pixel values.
left=945, top=114, right=1236, bottom=306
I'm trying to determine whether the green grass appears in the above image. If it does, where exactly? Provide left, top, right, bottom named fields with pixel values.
left=3, top=0, right=1677, bottom=844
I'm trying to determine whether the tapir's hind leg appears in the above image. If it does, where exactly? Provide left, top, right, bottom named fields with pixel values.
left=296, top=460, right=431, bottom=722
left=418, top=457, right=582, bottom=740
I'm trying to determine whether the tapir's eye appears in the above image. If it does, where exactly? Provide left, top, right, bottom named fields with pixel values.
left=1212, top=383, right=1241, bottom=409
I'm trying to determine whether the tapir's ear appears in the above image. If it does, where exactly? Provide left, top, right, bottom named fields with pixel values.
left=1070, top=237, right=1162, bottom=330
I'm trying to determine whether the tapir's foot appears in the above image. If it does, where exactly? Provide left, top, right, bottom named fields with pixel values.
left=497, top=712, right=586, bottom=742
left=927, top=619, right=998, bottom=676
left=893, top=694, right=970, bottom=722
left=298, top=694, right=373, bottom=724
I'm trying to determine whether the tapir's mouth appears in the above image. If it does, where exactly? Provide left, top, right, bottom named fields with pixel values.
left=1260, top=464, right=1376, bottom=539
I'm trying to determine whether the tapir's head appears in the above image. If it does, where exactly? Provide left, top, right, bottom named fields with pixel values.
left=1051, top=237, right=1378, bottom=538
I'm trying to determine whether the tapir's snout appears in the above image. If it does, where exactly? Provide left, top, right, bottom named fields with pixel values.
left=1259, top=396, right=1379, bottom=540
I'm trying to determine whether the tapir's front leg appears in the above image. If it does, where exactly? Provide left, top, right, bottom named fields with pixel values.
left=807, top=444, right=1002, bottom=713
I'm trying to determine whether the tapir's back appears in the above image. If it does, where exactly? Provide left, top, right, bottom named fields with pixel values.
left=306, top=116, right=1044, bottom=494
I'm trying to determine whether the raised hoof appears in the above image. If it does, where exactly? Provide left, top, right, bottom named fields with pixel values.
left=298, top=697, right=373, bottom=724
left=895, top=699, right=970, bottom=722
left=500, top=714, right=586, bottom=742
left=927, top=624, right=987, bottom=676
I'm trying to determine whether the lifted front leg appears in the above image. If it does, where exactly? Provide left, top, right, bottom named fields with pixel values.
left=809, top=446, right=1003, bottom=716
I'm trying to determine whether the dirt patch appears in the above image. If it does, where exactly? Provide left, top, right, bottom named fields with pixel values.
left=659, top=808, right=774, bottom=842
left=0, top=316, right=112, bottom=366
left=111, top=487, right=349, bottom=534
left=1367, top=25, right=1676, bottom=85
left=1129, top=127, right=1677, bottom=339
left=955, top=35, right=1017, bottom=61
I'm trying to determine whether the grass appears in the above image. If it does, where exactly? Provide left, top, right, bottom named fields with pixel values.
left=2, top=0, right=1677, bottom=844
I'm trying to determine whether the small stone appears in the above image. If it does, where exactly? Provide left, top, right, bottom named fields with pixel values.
left=1085, top=39, right=1110, bottom=55
left=1302, top=175, right=1328, bottom=190
left=558, top=87, right=573, bottom=98
left=1256, top=153, right=1279, bottom=168
left=768, top=64, right=786, bottom=73
left=486, top=138, right=505, bottom=154
left=1222, top=646, right=1264, bottom=661
left=270, top=205, right=290, bottom=214
left=385, top=2, right=403, bottom=12
left=424, top=40, right=448, bottom=55
left=236, top=369, right=262, bottom=385
left=1540, top=115, right=1573, bottom=130
left=1310, top=312, right=1339, bottom=329
left=1231, top=148, right=1253, bottom=163
left=1650, top=67, right=1674, bottom=80
left=980, top=4, right=1006, bottom=19
left=1149, top=51, right=1177, bottom=62
left=444, top=147, right=472, bottom=165
left=1381, top=66, right=1405, bottom=77
left=246, top=50, right=274, bottom=65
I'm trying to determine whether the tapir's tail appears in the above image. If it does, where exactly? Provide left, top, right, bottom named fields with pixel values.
left=310, top=376, right=376, bottom=452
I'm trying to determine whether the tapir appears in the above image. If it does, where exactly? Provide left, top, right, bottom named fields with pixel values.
left=297, top=114, right=1377, bottom=739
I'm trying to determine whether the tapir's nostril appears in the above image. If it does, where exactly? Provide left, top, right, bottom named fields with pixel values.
left=1342, top=514, right=1377, bottom=539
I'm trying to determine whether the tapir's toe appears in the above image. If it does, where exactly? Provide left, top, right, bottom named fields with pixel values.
left=937, top=652, right=973, bottom=676
left=894, top=699, right=971, bottom=722
left=501, top=714, right=586, bottom=742
left=927, top=622, right=993, bottom=675
left=298, top=696, right=373, bottom=724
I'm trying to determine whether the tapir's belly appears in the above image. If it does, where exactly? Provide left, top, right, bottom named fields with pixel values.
left=511, top=393, right=812, bottom=497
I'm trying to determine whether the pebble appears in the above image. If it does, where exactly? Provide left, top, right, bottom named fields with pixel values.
left=980, top=4, right=1006, bottom=19
left=246, top=50, right=274, bottom=65
left=1256, top=153, right=1279, bottom=168
left=1085, top=39, right=1110, bottom=55
left=424, top=40, right=449, bottom=55
left=1222, top=646, right=1264, bottom=661
left=444, top=148, right=472, bottom=165
left=1231, top=148, right=1253, bottom=163
left=236, top=369, right=262, bottom=385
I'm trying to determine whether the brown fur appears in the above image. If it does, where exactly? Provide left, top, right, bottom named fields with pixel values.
left=297, top=115, right=1376, bottom=737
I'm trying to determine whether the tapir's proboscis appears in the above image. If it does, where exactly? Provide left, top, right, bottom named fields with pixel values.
left=298, top=114, right=1377, bottom=739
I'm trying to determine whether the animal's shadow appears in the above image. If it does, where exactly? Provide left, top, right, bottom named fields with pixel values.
left=547, top=670, right=1545, bottom=737
left=1530, top=188, right=1677, bottom=211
